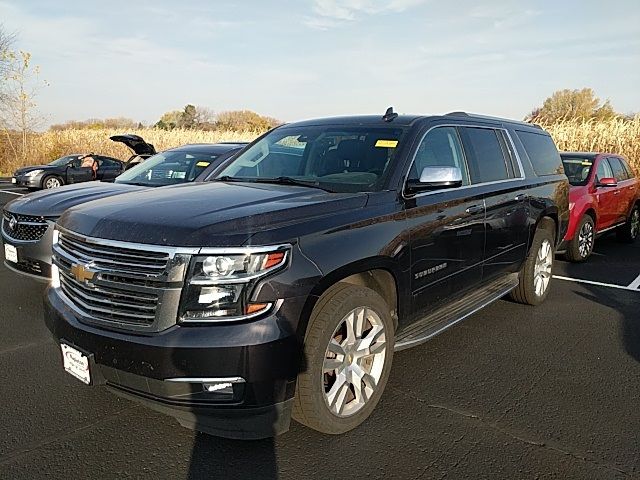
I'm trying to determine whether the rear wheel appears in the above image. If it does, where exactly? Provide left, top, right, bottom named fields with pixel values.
left=510, top=221, right=555, bottom=306
left=617, top=205, right=639, bottom=243
left=42, top=175, right=63, bottom=189
left=292, top=284, right=394, bottom=434
left=566, top=215, right=595, bottom=262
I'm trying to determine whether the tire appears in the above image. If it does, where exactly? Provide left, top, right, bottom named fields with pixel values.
left=565, top=215, right=595, bottom=262
left=42, top=175, right=63, bottom=189
left=616, top=205, right=639, bottom=243
left=292, top=283, right=395, bottom=434
left=510, top=221, right=555, bottom=306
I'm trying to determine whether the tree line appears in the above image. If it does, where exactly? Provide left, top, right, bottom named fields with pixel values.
left=49, top=105, right=281, bottom=132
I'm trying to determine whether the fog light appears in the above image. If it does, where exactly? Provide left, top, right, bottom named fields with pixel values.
left=203, top=382, right=233, bottom=394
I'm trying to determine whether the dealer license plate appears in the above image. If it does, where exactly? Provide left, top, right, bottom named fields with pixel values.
left=4, top=243, right=18, bottom=263
left=61, top=343, right=91, bottom=385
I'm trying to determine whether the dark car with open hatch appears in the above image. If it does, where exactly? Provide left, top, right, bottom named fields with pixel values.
left=2, top=142, right=246, bottom=279
left=43, top=109, right=569, bottom=439
left=10, top=134, right=157, bottom=190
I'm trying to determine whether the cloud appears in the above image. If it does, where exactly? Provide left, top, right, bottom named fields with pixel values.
left=305, top=0, right=426, bottom=28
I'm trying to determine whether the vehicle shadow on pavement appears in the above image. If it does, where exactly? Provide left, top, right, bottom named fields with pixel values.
left=573, top=285, right=640, bottom=363
left=187, top=434, right=278, bottom=479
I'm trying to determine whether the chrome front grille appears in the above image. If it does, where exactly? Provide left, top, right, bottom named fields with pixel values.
left=2, top=211, right=48, bottom=242
left=59, top=269, right=158, bottom=325
left=53, top=228, right=195, bottom=332
left=58, top=230, right=171, bottom=278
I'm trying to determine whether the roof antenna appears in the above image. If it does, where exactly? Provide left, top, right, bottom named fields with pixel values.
left=382, top=106, right=398, bottom=122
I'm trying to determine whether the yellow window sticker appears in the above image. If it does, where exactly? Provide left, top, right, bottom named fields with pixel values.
left=375, top=139, right=398, bottom=148
left=196, top=161, right=211, bottom=167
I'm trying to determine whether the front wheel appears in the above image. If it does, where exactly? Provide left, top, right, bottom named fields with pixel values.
left=617, top=205, right=639, bottom=243
left=510, top=222, right=555, bottom=306
left=566, top=215, right=595, bottom=262
left=42, top=175, right=63, bottom=189
left=292, top=284, right=394, bottom=434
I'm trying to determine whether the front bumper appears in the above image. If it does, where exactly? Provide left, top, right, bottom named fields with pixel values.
left=44, top=287, right=305, bottom=439
left=1, top=221, right=54, bottom=280
left=11, top=175, right=40, bottom=188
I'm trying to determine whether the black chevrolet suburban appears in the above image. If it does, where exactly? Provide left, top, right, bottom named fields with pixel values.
left=43, top=110, right=569, bottom=439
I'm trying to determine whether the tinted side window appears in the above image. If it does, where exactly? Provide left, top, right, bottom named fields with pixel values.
left=618, top=157, right=635, bottom=179
left=459, top=127, right=509, bottom=183
left=100, top=158, right=120, bottom=167
left=410, top=127, right=469, bottom=184
left=515, top=130, right=562, bottom=176
left=608, top=157, right=628, bottom=182
left=596, top=158, right=613, bottom=181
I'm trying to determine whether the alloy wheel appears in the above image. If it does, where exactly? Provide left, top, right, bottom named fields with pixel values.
left=578, top=221, right=594, bottom=258
left=44, top=177, right=61, bottom=189
left=323, top=306, right=387, bottom=417
left=533, top=239, right=553, bottom=297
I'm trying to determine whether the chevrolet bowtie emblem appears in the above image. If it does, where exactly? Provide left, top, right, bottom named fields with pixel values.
left=70, top=263, right=95, bottom=283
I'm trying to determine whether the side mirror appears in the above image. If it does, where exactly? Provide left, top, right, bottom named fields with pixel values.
left=597, top=177, right=617, bottom=188
left=406, top=166, right=463, bottom=194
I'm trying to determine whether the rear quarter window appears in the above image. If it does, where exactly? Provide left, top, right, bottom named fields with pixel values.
left=516, top=130, right=563, bottom=176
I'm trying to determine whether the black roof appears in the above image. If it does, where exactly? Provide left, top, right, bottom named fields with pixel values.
left=165, top=143, right=247, bottom=154
left=283, top=115, right=425, bottom=128
left=282, top=111, right=542, bottom=130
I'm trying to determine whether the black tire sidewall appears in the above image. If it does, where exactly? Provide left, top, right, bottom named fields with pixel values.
left=567, top=215, right=594, bottom=262
left=516, top=224, right=555, bottom=306
left=293, top=284, right=395, bottom=434
left=42, top=175, right=62, bottom=189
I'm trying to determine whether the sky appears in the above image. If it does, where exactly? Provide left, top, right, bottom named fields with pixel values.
left=1, top=0, right=639, bottom=127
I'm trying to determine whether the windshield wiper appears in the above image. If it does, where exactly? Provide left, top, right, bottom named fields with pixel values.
left=116, top=181, right=152, bottom=187
left=217, top=176, right=334, bottom=192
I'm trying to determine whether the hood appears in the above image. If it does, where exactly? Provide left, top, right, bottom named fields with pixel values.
left=58, top=182, right=368, bottom=247
left=14, top=165, right=52, bottom=175
left=110, top=134, right=156, bottom=156
left=4, top=181, right=147, bottom=217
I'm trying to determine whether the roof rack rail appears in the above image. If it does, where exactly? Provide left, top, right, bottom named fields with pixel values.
left=444, top=111, right=542, bottom=129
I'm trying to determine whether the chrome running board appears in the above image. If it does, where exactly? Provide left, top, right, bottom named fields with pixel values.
left=394, top=273, right=519, bottom=351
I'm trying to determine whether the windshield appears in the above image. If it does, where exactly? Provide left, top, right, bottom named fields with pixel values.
left=49, top=155, right=80, bottom=167
left=216, top=125, right=407, bottom=193
left=115, top=150, right=220, bottom=186
left=561, top=156, right=594, bottom=186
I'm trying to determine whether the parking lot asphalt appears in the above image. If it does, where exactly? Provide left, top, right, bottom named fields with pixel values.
left=1, top=183, right=639, bottom=480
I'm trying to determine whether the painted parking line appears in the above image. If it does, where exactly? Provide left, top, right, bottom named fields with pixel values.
left=0, top=190, right=25, bottom=196
left=553, top=275, right=639, bottom=292
left=628, top=273, right=640, bottom=290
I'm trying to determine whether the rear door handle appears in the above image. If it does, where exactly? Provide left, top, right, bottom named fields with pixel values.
left=514, top=194, right=527, bottom=202
left=614, top=190, right=621, bottom=195
left=465, top=205, right=484, bottom=215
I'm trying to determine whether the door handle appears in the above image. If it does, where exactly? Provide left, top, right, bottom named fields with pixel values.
left=465, top=205, right=484, bottom=215
left=514, top=194, right=527, bottom=202
left=614, top=190, right=620, bottom=195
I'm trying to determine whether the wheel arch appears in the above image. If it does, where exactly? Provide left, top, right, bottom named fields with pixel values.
left=298, top=259, right=401, bottom=339
left=531, top=210, right=558, bottom=248
left=41, top=173, right=64, bottom=189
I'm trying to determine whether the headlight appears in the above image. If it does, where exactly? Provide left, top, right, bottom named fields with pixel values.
left=25, top=169, right=44, bottom=177
left=180, top=246, right=290, bottom=322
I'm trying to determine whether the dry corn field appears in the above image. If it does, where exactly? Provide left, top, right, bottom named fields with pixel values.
left=0, top=128, right=263, bottom=175
left=0, top=118, right=638, bottom=175
left=540, top=118, right=640, bottom=173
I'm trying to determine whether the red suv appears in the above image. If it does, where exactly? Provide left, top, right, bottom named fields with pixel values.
left=560, top=152, right=639, bottom=261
